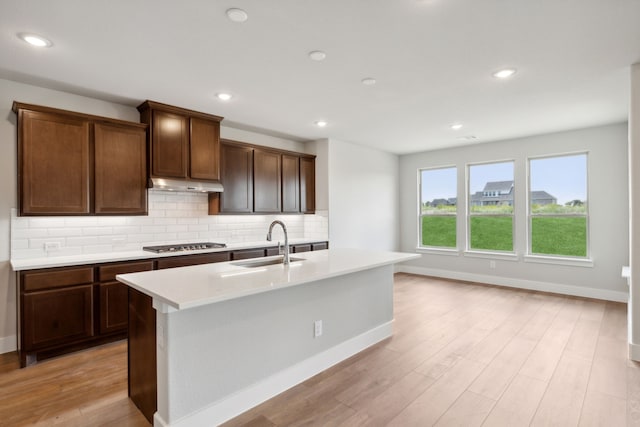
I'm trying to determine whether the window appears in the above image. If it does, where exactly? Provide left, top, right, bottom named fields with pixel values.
left=468, top=161, right=514, bottom=252
left=529, top=153, right=588, bottom=257
left=419, top=167, right=457, bottom=248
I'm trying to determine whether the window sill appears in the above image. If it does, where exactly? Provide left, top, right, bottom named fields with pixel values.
left=524, top=255, right=594, bottom=268
left=415, top=247, right=460, bottom=256
left=463, top=251, right=519, bottom=261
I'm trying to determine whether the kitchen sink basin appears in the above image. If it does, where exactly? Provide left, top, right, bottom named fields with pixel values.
left=232, top=256, right=305, bottom=268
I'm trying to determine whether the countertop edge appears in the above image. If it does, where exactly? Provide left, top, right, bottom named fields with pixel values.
left=10, top=239, right=328, bottom=271
left=118, top=250, right=421, bottom=311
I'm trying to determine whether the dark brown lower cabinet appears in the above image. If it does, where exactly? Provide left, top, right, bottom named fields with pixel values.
left=22, top=285, right=94, bottom=351
left=231, top=249, right=266, bottom=260
left=99, top=282, right=129, bottom=334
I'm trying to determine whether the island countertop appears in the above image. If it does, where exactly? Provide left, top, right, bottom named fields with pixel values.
left=117, top=248, right=419, bottom=311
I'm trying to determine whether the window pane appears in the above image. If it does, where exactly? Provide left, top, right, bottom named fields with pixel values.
left=469, top=162, right=514, bottom=214
left=530, top=154, right=587, bottom=214
left=529, top=154, right=588, bottom=257
left=531, top=217, right=587, bottom=257
left=420, top=167, right=456, bottom=248
left=468, top=161, right=514, bottom=252
left=421, top=216, right=456, bottom=247
left=470, top=216, right=513, bottom=251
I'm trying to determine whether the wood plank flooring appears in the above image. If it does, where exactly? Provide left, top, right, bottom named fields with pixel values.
left=0, top=273, right=638, bottom=426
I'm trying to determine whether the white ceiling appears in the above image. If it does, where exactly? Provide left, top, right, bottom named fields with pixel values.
left=2, top=0, right=640, bottom=155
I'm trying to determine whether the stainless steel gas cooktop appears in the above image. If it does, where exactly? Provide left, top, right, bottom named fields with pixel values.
left=142, top=242, right=226, bottom=253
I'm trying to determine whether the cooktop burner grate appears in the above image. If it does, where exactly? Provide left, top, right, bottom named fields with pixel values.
left=142, top=242, right=226, bottom=253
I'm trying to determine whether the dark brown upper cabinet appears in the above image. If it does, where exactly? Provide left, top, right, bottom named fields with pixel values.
left=209, top=139, right=315, bottom=215
left=217, top=141, right=254, bottom=213
left=282, top=154, right=300, bottom=213
left=13, top=102, right=148, bottom=216
left=137, top=101, right=223, bottom=182
left=300, top=156, right=316, bottom=213
left=94, top=123, right=147, bottom=214
left=254, top=148, right=282, bottom=213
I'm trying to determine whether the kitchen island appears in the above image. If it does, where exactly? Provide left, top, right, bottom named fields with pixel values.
left=117, top=248, right=419, bottom=427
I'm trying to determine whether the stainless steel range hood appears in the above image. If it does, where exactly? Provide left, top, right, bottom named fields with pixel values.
left=149, top=178, right=224, bottom=193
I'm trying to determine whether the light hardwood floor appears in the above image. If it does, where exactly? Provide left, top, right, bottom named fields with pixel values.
left=0, top=273, right=638, bottom=426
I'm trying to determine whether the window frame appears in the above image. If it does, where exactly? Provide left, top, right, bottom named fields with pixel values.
left=417, top=165, right=458, bottom=251
left=526, top=151, right=591, bottom=261
left=466, top=159, right=516, bottom=255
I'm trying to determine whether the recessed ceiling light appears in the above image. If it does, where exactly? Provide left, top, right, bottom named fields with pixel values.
left=309, top=51, right=326, bottom=61
left=226, top=8, right=248, bottom=23
left=216, top=93, right=233, bottom=101
left=18, top=33, right=52, bottom=48
left=361, top=78, right=377, bottom=86
left=450, top=123, right=463, bottom=130
left=492, top=68, right=517, bottom=79
left=314, top=120, right=328, bottom=127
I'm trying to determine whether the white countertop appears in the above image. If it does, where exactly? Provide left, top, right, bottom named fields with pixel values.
left=117, top=248, right=420, bottom=311
left=9, top=239, right=325, bottom=271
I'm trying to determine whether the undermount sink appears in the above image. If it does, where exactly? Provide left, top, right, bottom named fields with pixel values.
left=232, top=256, right=306, bottom=268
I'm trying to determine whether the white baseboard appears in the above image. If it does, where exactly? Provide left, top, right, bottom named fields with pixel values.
left=630, top=341, right=640, bottom=361
left=0, top=335, right=17, bottom=354
left=154, top=321, right=393, bottom=427
left=398, top=265, right=629, bottom=303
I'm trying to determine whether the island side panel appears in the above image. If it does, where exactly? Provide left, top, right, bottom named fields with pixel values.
left=128, top=288, right=157, bottom=424
left=156, top=265, right=394, bottom=426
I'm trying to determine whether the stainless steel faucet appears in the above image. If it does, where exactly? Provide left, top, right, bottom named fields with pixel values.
left=266, top=220, right=290, bottom=265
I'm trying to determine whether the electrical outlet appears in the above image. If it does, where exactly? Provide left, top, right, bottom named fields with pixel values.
left=314, top=320, right=323, bottom=338
left=44, top=242, right=61, bottom=252
left=489, top=260, right=496, bottom=269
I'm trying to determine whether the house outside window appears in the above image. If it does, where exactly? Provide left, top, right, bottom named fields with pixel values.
left=419, top=166, right=457, bottom=248
left=528, top=153, right=588, bottom=258
left=468, top=161, right=515, bottom=252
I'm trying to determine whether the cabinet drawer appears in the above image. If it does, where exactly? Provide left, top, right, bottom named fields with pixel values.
left=265, top=247, right=281, bottom=256
left=292, top=244, right=312, bottom=253
left=22, top=267, right=94, bottom=292
left=157, top=252, right=230, bottom=269
left=22, top=285, right=94, bottom=350
left=312, top=242, right=328, bottom=251
left=99, top=260, right=154, bottom=282
left=231, top=249, right=266, bottom=260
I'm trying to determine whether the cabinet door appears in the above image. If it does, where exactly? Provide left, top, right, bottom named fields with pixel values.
left=300, top=157, right=316, bottom=214
left=231, top=249, right=266, bottom=260
left=99, top=282, right=128, bottom=334
left=22, top=285, right=94, bottom=350
left=151, top=110, right=188, bottom=178
left=94, top=123, right=147, bottom=214
left=220, top=143, right=254, bottom=213
left=19, top=109, right=90, bottom=215
left=190, top=117, right=220, bottom=181
left=282, top=154, right=300, bottom=213
left=254, top=149, right=282, bottom=213
left=156, top=252, right=231, bottom=269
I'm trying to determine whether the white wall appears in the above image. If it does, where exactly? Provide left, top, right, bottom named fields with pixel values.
left=327, top=139, right=399, bottom=251
left=629, top=63, right=640, bottom=360
left=399, top=123, right=629, bottom=302
left=0, top=78, right=329, bottom=353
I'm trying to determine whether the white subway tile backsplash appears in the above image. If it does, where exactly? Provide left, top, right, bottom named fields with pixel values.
left=9, top=190, right=328, bottom=260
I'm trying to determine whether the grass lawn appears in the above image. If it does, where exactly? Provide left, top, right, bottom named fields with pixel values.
left=422, top=215, right=586, bottom=256
left=469, top=216, right=513, bottom=251
left=531, top=216, right=587, bottom=257
left=421, top=216, right=456, bottom=247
